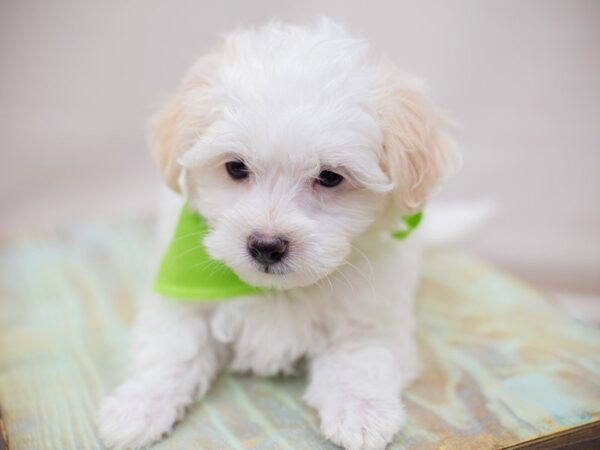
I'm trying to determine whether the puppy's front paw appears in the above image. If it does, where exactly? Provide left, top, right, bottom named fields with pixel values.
left=318, top=396, right=404, bottom=450
left=97, top=380, right=184, bottom=449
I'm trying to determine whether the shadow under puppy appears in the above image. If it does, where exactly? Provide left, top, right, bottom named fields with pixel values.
left=98, top=19, right=459, bottom=450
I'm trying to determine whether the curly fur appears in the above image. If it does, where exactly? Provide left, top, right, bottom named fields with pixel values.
left=98, top=18, right=459, bottom=450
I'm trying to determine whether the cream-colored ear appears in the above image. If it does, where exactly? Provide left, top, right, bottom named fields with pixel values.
left=379, top=78, right=459, bottom=213
left=150, top=92, right=190, bottom=192
left=149, top=56, right=217, bottom=192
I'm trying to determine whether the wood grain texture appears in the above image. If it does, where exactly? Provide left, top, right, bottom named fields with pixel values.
left=0, top=219, right=599, bottom=449
left=0, top=406, right=9, bottom=450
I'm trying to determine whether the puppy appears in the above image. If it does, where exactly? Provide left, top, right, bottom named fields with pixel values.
left=98, top=19, right=459, bottom=450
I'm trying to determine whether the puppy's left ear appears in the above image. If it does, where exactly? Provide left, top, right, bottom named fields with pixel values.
left=149, top=55, right=218, bottom=193
left=379, top=77, right=460, bottom=213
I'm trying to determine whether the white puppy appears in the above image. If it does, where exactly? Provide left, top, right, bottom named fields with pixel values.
left=98, top=19, right=459, bottom=450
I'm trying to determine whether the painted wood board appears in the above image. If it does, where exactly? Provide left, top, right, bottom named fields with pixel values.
left=0, top=219, right=599, bottom=449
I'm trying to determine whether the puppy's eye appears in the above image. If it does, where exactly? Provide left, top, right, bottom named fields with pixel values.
left=316, top=170, right=344, bottom=188
left=225, top=160, right=249, bottom=180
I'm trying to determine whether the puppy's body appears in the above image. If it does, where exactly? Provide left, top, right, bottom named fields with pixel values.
left=98, top=20, right=458, bottom=450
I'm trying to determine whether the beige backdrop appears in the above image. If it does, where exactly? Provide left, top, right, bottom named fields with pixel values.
left=1, top=0, right=599, bottom=295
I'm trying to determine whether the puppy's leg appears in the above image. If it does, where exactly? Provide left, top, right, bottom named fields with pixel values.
left=98, top=294, right=224, bottom=449
left=305, top=332, right=417, bottom=450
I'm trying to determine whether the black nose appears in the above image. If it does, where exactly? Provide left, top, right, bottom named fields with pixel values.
left=247, top=233, right=289, bottom=265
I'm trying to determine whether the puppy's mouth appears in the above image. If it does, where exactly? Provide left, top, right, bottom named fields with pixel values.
left=257, top=262, right=291, bottom=275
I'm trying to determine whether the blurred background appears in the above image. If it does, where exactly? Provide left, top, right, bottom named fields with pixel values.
left=1, top=1, right=598, bottom=306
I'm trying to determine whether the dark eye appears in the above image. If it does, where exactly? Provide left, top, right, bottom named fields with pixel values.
left=316, top=170, right=344, bottom=188
left=225, top=160, right=249, bottom=180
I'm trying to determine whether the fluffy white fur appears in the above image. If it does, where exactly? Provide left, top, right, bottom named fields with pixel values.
left=98, top=19, right=459, bottom=450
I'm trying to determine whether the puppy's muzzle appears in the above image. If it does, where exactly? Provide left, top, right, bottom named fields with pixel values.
left=247, top=233, right=289, bottom=266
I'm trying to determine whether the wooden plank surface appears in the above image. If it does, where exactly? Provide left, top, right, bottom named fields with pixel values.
left=0, top=219, right=599, bottom=449
left=0, top=406, right=8, bottom=450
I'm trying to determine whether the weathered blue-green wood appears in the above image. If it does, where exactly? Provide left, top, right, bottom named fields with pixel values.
left=0, top=219, right=599, bottom=450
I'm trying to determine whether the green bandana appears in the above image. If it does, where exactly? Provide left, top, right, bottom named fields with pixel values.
left=153, top=205, right=422, bottom=301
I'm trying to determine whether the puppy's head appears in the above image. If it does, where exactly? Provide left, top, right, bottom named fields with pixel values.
left=151, top=21, right=458, bottom=289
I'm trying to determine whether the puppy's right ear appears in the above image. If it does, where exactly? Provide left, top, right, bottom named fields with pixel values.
left=150, top=57, right=216, bottom=192
left=378, top=76, right=460, bottom=214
